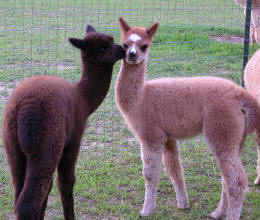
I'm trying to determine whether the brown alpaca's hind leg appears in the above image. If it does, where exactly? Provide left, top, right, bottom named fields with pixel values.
left=140, top=143, right=164, bottom=216
left=15, top=154, right=59, bottom=220
left=254, top=128, right=260, bottom=185
left=3, top=132, right=26, bottom=209
left=57, top=142, right=80, bottom=220
left=39, top=181, right=53, bottom=220
left=162, top=140, right=189, bottom=209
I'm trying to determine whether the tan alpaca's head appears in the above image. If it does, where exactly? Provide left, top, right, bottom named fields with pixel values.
left=118, top=17, right=159, bottom=64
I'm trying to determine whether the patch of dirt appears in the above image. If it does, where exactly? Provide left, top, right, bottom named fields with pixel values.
left=57, top=64, right=75, bottom=70
left=209, top=35, right=244, bottom=44
left=79, top=198, right=97, bottom=209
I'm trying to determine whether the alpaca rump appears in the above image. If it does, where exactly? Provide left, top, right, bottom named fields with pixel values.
left=244, top=48, right=260, bottom=185
left=115, top=17, right=260, bottom=220
left=2, top=25, right=125, bottom=220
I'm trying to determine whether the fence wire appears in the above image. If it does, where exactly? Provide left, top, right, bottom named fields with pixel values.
left=0, top=0, right=253, bottom=154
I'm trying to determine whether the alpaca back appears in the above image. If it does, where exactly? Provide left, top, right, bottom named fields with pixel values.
left=3, top=75, right=82, bottom=155
left=126, top=77, right=260, bottom=140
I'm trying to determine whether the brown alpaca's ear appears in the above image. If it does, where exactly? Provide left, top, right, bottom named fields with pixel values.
left=146, top=22, right=159, bottom=39
left=69, top=38, right=86, bottom=50
left=86, top=25, right=96, bottom=34
left=118, top=17, right=131, bottom=33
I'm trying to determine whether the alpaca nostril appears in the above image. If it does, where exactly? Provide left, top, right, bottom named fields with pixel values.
left=129, top=51, right=136, bottom=58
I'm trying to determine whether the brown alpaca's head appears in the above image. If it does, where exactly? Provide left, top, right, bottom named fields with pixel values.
left=69, top=25, right=125, bottom=66
left=118, top=17, right=159, bottom=65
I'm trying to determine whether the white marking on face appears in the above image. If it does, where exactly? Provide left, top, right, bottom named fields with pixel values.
left=129, top=34, right=142, bottom=42
left=130, top=44, right=136, bottom=54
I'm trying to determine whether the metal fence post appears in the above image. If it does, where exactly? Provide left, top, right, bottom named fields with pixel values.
left=242, top=0, right=253, bottom=87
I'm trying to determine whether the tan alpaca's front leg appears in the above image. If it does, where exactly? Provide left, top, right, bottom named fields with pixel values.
left=140, top=144, right=164, bottom=216
left=210, top=178, right=228, bottom=219
left=254, top=128, right=260, bottom=185
left=162, top=140, right=189, bottom=209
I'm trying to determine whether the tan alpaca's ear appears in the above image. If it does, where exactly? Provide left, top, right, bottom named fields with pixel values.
left=118, top=17, right=131, bottom=33
left=146, top=22, right=159, bottom=39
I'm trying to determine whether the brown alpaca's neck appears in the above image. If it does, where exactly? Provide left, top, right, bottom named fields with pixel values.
left=77, top=55, right=113, bottom=115
left=115, top=59, right=146, bottom=112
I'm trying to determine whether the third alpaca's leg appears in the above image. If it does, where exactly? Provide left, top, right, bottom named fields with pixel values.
left=57, top=139, right=81, bottom=220
left=251, top=9, right=260, bottom=44
left=250, top=22, right=256, bottom=44
left=140, top=142, right=164, bottom=216
left=254, top=128, right=260, bottom=184
left=162, top=140, right=189, bottom=209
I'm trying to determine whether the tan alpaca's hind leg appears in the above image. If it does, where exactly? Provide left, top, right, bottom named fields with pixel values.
left=210, top=178, right=228, bottom=219
left=254, top=128, right=260, bottom=185
left=162, top=140, right=189, bottom=209
left=204, top=107, right=247, bottom=220
left=140, top=143, right=164, bottom=216
left=214, top=151, right=247, bottom=220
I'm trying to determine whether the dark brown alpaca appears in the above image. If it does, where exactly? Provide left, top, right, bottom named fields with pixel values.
left=2, top=25, right=125, bottom=220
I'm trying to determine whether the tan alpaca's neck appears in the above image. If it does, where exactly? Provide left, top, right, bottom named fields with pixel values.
left=115, top=59, right=147, bottom=113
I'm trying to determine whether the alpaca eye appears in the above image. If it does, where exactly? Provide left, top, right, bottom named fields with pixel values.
left=123, top=44, right=128, bottom=49
left=140, top=45, right=148, bottom=52
left=98, top=47, right=105, bottom=53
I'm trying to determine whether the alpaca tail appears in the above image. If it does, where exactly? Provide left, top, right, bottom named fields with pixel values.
left=17, top=101, right=45, bottom=155
left=239, top=90, right=260, bottom=133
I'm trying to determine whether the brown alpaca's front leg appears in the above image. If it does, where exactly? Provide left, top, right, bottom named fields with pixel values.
left=140, top=144, right=164, bottom=216
left=57, top=142, right=81, bottom=220
left=162, top=140, right=189, bottom=209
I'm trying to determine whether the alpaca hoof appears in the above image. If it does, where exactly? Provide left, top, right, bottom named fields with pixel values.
left=254, top=176, right=260, bottom=185
left=177, top=200, right=190, bottom=209
left=210, top=210, right=224, bottom=219
left=140, top=209, right=153, bottom=216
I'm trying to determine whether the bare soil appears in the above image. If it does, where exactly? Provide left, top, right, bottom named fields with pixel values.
left=209, top=35, right=244, bottom=44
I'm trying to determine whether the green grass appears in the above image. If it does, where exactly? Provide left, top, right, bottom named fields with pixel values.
left=1, top=0, right=260, bottom=219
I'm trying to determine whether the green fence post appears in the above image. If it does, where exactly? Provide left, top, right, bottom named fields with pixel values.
left=242, top=0, right=253, bottom=87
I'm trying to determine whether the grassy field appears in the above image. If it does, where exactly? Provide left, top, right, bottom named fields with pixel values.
left=1, top=0, right=260, bottom=219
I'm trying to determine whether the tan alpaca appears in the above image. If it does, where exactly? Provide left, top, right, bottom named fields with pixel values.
left=115, top=17, right=260, bottom=220
left=233, top=0, right=260, bottom=44
left=244, top=48, right=260, bottom=185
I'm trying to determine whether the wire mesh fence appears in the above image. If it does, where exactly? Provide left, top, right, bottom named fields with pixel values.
left=0, top=1, right=255, bottom=152
left=0, top=0, right=249, bottom=81
left=0, top=0, right=254, bottom=160
left=1, top=0, right=259, bottom=218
